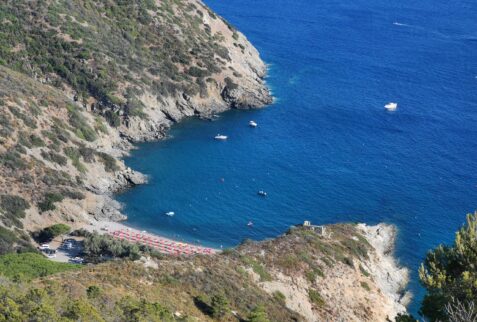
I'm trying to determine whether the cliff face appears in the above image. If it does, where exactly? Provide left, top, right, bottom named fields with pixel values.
left=0, top=0, right=270, bottom=248
left=0, top=224, right=409, bottom=321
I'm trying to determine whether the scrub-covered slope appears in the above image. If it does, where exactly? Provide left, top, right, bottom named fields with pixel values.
left=0, top=0, right=271, bottom=140
left=0, top=0, right=271, bottom=250
left=0, top=224, right=409, bottom=321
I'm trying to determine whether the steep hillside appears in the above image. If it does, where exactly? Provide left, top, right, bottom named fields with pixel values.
left=0, top=224, right=409, bottom=321
left=0, top=0, right=271, bottom=140
left=0, top=0, right=271, bottom=250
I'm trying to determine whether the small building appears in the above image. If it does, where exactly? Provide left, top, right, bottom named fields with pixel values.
left=303, top=221, right=326, bottom=236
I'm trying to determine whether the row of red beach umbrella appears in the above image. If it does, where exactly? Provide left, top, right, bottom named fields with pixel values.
left=108, top=230, right=214, bottom=255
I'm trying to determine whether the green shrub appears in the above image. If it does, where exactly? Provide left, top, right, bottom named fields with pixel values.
left=248, top=305, right=270, bottom=322
left=0, top=226, right=33, bottom=255
left=38, top=193, right=64, bottom=212
left=0, top=194, right=30, bottom=228
left=61, top=189, right=85, bottom=200
left=0, top=194, right=30, bottom=220
left=117, top=296, right=174, bottom=321
left=78, top=146, right=95, bottom=163
left=359, top=264, right=370, bottom=277
left=0, top=151, right=26, bottom=170
left=241, top=256, right=272, bottom=282
left=86, top=285, right=101, bottom=299
left=305, top=267, right=324, bottom=283
left=104, top=110, right=120, bottom=127
left=272, top=291, right=286, bottom=304
left=210, top=294, right=229, bottom=319
left=94, top=117, right=108, bottom=134
left=32, top=223, right=71, bottom=243
left=41, top=150, right=67, bottom=166
left=308, top=289, right=325, bottom=307
left=360, top=281, right=370, bottom=291
left=97, top=152, right=119, bottom=172
left=342, top=256, right=354, bottom=267
left=64, top=146, right=86, bottom=173
left=29, top=134, right=45, bottom=147
left=67, top=106, right=96, bottom=142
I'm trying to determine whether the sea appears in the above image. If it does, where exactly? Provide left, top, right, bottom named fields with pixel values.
left=116, top=0, right=477, bottom=315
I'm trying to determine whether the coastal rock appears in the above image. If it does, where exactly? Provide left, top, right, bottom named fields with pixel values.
left=89, top=196, right=126, bottom=222
left=221, top=82, right=273, bottom=109
left=86, top=168, right=148, bottom=195
left=357, top=223, right=412, bottom=309
left=116, top=168, right=148, bottom=187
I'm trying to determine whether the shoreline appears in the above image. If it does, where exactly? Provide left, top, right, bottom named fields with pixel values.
left=85, top=219, right=219, bottom=256
left=357, top=223, right=412, bottom=316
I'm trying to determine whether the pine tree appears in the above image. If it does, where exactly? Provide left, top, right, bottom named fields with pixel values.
left=419, top=212, right=477, bottom=321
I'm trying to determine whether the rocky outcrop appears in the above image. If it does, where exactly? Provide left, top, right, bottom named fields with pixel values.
left=358, top=223, right=412, bottom=311
left=89, top=196, right=126, bottom=222
left=236, top=223, right=410, bottom=321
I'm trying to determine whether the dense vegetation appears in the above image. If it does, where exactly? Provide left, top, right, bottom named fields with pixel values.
left=83, top=232, right=147, bottom=262
left=418, top=212, right=477, bottom=321
left=0, top=253, right=79, bottom=281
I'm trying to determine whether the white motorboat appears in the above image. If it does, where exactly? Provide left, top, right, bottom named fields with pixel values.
left=165, top=211, right=175, bottom=217
left=214, top=134, right=228, bottom=140
left=384, top=102, right=398, bottom=111
left=257, top=190, right=267, bottom=197
left=247, top=221, right=254, bottom=227
left=249, top=120, right=258, bottom=127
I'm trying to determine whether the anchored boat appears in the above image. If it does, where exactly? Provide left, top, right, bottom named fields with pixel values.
left=384, top=102, right=398, bottom=111
left=214, top=134, right=228, bottom=140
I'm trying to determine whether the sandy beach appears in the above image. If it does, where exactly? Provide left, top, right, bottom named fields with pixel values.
left=85, top=220, right=219, bottom=256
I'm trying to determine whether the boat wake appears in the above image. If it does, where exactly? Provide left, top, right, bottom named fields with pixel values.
left=393, top=22, right=409, bottom=27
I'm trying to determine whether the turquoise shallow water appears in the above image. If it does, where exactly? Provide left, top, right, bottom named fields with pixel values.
left=116, top=0, right=477, bottom=314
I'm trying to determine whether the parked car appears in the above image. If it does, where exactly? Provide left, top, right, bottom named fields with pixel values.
left=39, top=244, right=49, bottom=250
left=43, top=248, right=57, bottom=258
left=71, top=257, right=84, bottom=264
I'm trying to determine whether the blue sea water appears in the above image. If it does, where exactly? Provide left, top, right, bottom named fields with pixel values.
left=116, top=0, right=477, bottom=315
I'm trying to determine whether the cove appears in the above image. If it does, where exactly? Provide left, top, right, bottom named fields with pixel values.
left=116, top=0, right=477, bottom=314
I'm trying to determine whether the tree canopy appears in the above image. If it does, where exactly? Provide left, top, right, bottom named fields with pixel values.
left=419, top=212, right=477, bottom=321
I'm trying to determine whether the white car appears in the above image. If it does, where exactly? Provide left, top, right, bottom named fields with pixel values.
left=39, top=244, right=50, bottom=250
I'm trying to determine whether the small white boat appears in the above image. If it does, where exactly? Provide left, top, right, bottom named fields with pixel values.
left=257, top=190, right=267, bottom=197
left=247, top=221, right=254, bottom=227
left=249, top=120, right=258, bottom=127
left=214, top=134, right=228, bottom=140
left=384, top=102, right=398, bottom=111
left=165, top=211, right=175, bottom=217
